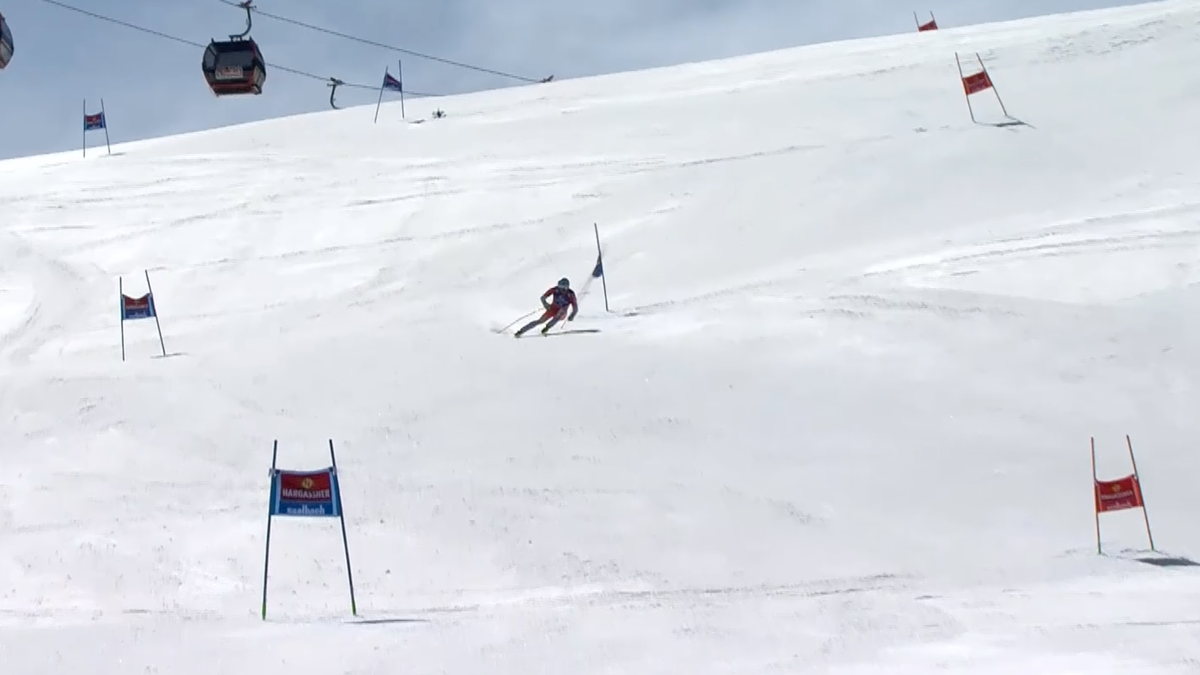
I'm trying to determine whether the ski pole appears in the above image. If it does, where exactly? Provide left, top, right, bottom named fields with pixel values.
left=499, top=309, right=539, bottom=333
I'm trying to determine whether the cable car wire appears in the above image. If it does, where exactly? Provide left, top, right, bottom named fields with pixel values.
left=40, top=0, right=200, bottom=49
left=37, top=0, right=444, bottom=97
left=213, top=0, right=546, bottom=84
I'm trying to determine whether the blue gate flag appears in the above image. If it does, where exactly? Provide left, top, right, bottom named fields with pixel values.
left=84, top=111, right=105, bottom=131
left=120, top=293, right=155, bottom=321
left=269, top=467, right=341, bottom=517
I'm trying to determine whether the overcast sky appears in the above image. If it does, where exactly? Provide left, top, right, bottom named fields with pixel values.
left=0, top=0, right=1148, bottom=160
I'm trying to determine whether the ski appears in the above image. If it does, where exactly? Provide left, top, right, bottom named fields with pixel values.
left=514, top=328, right=600, bottom=338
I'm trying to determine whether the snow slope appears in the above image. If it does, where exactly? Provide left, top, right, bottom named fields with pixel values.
left=3, top=1, right=1200, bottom=672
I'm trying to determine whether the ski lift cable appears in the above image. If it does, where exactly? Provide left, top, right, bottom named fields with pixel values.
left=42, top=0, right=203, bottom=49
left=38, top=0, right=443, bottom=97
left=214, top=0, right=545, bottom=84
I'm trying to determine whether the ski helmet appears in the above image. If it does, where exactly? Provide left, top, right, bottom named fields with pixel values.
left=557, top=277, right=570, bottom=289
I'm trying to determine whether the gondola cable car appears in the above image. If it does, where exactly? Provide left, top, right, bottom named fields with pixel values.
left=202, top=1, right=266, bottom=96
left=0, top=11, right=14, bottom=70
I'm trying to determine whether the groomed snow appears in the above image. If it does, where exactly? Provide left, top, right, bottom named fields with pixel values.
left=3, top=1, right=1200, bottom=672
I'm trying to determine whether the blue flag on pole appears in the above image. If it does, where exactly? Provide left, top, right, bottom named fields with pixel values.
left=382, top=72, right=402, bottom=92
left=269, top=467, right=342, bottom=517
left=592, top=253, right=603, bottom=278
left=84, top=111, right=105, bottom=131
left=120, top=293, right=155, bottom=321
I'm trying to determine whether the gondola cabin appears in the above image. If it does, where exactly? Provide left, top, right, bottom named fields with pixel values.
left=0, top=13, right=13, bottom=70
left=202, top=39, right=265, bottom=95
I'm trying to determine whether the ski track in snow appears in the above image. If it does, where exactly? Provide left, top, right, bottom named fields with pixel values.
left=3, top=1, right=1200, bottom=673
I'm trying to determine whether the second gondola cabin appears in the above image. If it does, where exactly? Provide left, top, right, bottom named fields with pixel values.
left=0, top=12, right=14, bottom=70
left=202, top=38, right=265, bottom=95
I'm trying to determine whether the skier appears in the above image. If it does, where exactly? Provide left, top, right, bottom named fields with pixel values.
left=515, top=278, right=578, bottom=337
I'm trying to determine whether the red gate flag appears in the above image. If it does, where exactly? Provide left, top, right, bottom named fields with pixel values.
left=1094, top=474, right=1144, bottom=514
left=954, top=52, right=1020, bottom=126
left=1091, top=435, right=1155, bottom=555
left=915, top=11, right=937, bottom=32
left=962, top=70, right=993, bottom=96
